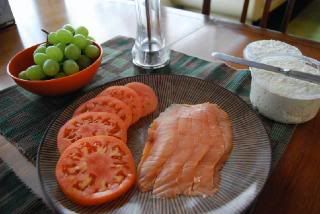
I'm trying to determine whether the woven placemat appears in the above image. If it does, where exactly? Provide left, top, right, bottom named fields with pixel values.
left=0, top=36, right=296, bottom=166
left=0, top=36, right=296, bottom=213
left=0, top=158, right=52, bottom=214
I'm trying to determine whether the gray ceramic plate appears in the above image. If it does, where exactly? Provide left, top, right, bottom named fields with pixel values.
left=37, top=74, right=271, bottom=214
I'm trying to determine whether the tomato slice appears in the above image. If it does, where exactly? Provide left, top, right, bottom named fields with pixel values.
left=98, top=86, right=143, bottom=124
left=126, top=82, right=158, bottom=116
left=57, top=112, right=127, bottom=153
left=73, top=96, right=132, bottom=128
left=55, top=136, right=136, bottom=206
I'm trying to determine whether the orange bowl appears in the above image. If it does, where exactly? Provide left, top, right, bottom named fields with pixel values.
left=7, top=42, right=103, bottom=96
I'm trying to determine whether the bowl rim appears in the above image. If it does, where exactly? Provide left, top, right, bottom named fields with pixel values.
left=7, top=41, right=103, bottom=83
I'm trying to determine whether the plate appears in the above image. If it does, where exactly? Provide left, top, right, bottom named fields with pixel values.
left=37, top=74, right=271, bottom=213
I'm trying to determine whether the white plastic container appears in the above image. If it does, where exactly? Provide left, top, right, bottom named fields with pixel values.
left=250, top=55, right=320, bottom=124
left=243, top=40, right=302, bottom=62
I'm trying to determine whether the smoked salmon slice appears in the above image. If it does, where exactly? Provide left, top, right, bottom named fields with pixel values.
left=188, top=104, right=233, bottom=196
left=137, top=105, right=182, bottom=192
left=137, top=103, right=233, bottom=198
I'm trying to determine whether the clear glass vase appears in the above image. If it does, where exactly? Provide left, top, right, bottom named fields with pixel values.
left=132, top=0, right=170, bottom=69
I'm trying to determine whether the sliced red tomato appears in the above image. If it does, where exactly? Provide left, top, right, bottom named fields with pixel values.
left=73, top=96, right=132, bottom=128
left=98, top=86, right=143, bottom=124
left=126, top=82, right=158, bottom=116
left=57, top=112, right=127, bottom=153
left=55, top=136, right=136, bottom=206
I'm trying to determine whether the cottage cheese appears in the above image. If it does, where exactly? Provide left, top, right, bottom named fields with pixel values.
left=244, top=40, right=302, bottom=62
left=250, top=55, right=320, bottom=124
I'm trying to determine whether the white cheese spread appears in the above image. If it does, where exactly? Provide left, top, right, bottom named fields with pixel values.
left=244, top=40, right=302, bottom=62
left=250, top=55, right=320, bottom=124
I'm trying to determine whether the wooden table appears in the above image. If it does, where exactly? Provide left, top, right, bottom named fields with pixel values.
left=1, top=0, right=319, bottom=213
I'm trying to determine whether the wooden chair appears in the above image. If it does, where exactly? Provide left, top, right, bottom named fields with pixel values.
left=201, top=0, right=297, bottom=33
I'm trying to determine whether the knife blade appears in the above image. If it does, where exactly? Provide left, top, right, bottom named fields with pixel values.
left=212, top=52, right=320, bottom=85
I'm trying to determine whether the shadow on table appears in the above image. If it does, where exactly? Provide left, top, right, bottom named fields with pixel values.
left=133, top=64, right=173, bottom=75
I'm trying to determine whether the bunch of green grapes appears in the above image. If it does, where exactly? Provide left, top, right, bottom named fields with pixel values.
left=19, top=24, right=100, bottom=80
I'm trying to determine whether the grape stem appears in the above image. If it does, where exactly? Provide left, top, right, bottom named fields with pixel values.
left=41, top=29, right=49, bottom=45
left=41, top=29, right=49, bottom=35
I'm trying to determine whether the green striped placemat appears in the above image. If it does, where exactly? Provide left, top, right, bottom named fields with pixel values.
left=0, top=36, right=296, bottom=213
left=0, top=158, right=52, bottom=213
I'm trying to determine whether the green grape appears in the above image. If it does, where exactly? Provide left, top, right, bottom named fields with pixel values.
left=87, top=36, right=95, bottom=45
left=75, top=26, right=89, bottom=37
left=34, top=45, right=46, bottom=54
left=87, top=36, right=95, bottom=41
left=39, top=43, right=47, bottom=48
left=56, top=29, right=73, bottom=43
left=33, top=53, right=49, bottom=65
left=18, top=70, right=29, bottom=80
left=63, top=59, right=79, bottom=75
left=77, top=55, right=92, bottom=69
left=54, top=72, right=67, bottom=79
left=55, top=42, right=66, bottom=53
left=26, top=65, right=46, bottom=80
left=72, top=34, right=88, bottom=49
left=42, top=59, right=60, bottom=76
left=46, top=46, right=63, bottom=62
left=48, top=32, right=59, bottom=45
left=63, top=24, right=75, bottom=35
left=84, top=45, right=99, bottom=59
left=86, top=39, right=93, bottom=45
left=64, top=43, right=81, bottom=60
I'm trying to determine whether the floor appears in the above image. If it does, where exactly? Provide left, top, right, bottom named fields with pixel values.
left=287, top=0, right=320, bottom=42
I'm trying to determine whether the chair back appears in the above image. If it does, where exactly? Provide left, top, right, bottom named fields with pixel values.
left=201, top=0, right=296, bottom=33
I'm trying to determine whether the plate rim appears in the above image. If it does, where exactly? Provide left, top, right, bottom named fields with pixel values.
left=36, top=74, right=272, bottom=213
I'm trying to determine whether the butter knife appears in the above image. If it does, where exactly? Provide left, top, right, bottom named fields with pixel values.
left=212, top=52, right=320, bottom=85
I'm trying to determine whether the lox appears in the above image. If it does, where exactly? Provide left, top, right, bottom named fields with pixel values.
left=137, top=103, right=233, bottom=197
